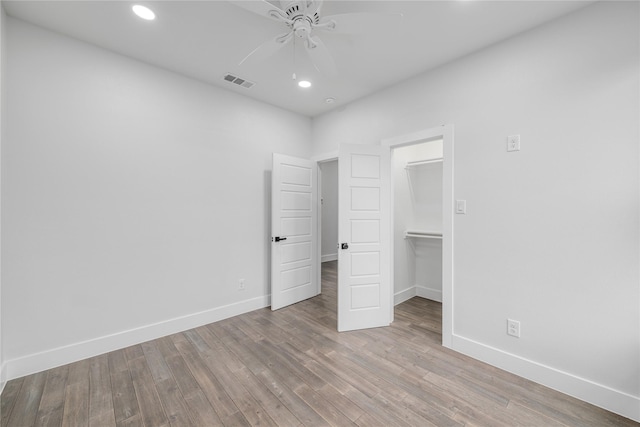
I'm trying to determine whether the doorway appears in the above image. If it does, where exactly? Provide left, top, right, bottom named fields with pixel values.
left=318, top=160, right=339, bottom=327
left=319, top=160, right=339, bottom=265
left=383, top=124, right=454, bottom=347
left=391, top=139, right=444, bottom=326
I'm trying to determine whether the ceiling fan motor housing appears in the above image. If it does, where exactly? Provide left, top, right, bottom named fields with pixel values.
left=293, top=19, right=312, bottom=38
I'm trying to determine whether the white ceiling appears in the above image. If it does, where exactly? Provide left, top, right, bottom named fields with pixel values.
left=3, top=0, right=593, bottom=117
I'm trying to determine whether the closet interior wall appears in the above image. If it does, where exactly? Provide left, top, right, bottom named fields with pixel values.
left=393, top=140, right=444, bottom=304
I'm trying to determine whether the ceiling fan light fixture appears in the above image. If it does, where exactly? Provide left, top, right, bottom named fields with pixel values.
left=132, top=4, right=156, bottom=20
left=298, top=80, right=312, bottom=88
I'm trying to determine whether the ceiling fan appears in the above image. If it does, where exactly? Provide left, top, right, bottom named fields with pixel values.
left=232, top=0, right=400, bottom=76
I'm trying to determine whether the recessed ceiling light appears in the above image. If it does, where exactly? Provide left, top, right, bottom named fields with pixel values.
left=325, top=97, right=335, bottom=104
left=298, top=80, right=311, bottom=88
left=132, top=5, right=155, bottom=20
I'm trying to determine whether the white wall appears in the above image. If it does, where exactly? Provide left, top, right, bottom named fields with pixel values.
left=320, top=160, right=338, bottom=262
left=0, top=2, right=5, bottom=392
left=2, top=18, right=311, bottom=378
left=393, top=141, right=443, bottom=304
left=313, top=2, right=639, bottom=421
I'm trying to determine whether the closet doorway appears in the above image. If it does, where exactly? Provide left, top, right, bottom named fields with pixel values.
left=319, top=160, right=339, bottom=326
left=392, top=140, right=444, bottom=316
left=384, top=124, right=454, bottom=347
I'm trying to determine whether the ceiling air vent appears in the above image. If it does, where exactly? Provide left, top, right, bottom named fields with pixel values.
left=223, top=73, right=255, bottom=89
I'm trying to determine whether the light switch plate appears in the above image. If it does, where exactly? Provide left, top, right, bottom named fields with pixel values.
left=456, top=200, right=466, bottom=214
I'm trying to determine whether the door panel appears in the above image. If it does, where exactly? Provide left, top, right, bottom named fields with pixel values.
left=338, top=144, right=390, bottom=331
left=272, top=154, right=318, bottom=310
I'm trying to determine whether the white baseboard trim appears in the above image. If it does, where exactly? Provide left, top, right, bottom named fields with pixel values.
left=0, top=362, right=6, bottom=395
left=451, top=334, right=640, bottom=423
left=415, top=285, right=442, bottom=303
left=395, top=285, right=443, bottom=305
left=321, top=253, right=338, bottom=262
left=4, top=295, right=271, bottom=382
left=394, top=286, right=416, bottom=305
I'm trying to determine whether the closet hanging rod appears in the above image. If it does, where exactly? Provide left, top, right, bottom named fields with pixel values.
left=405, top=158, right=443, bottom=168
left=404, top=231, right=443, bottom=239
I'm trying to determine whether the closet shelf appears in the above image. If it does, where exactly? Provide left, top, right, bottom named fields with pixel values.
left=404, top=230, right=443, bottom=240
left=405, top=158, right=443, bottom=169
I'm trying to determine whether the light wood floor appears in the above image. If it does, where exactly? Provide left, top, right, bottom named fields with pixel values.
left=1, top=261, right=637, bottom=426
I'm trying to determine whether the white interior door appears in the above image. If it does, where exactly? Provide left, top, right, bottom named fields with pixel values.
left=338, top=144, right=391, bottom=331
left=271, top=153, right=318, bottom=310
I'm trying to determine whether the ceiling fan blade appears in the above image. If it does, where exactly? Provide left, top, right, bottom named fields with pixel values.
left=239, top=32, right=293, bottom=66
left=230, top=0, right=290, bottom=23
left=317, top=12, right=403, bottom=34
left=306, top=36, right=337, bottom=76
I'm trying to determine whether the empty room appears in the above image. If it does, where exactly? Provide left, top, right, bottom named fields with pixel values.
left=0, top=0, right=638, bottom=425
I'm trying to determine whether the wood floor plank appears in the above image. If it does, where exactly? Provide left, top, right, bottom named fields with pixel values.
left=141, top=341, right=173, bottom=384
left=253, top=369, right=329, bottom=427
left=230, top=366, right=302, bottom=427
left=1, top=376, right=24, bottom=427
left=293, top=383, right=356, bottom=426
left=109, top=368, right=140, bottom=423
left=127, top=355, right=169, bottom=427
left=170, top=334, right=240, bottom=421
left=2, top=261, right=637, bottom=427
left=89, top=354, right=116, bottom=427
left=162, top=353, right=201, bottom=400
left=35, top=365, right=69, bottom=426
left=221, top=340, right=309, bottom=425
left=115, top=414, right=144, bottom=427
left=66, top=358, right=90, bottom=386
left=61, top=379, right=89, bottom=427
left=252, top=338, right=327, bottom=392
left=194, top=348, right=278, bottom=427
left=108, top=349, right=130, bottom=374
left=217, top=322, right=327, bottom=425
left=354, top=411, right=389, bottom=427
left=315, top=384, right=364, bottom=422
left=153, top=378, right=196, bottom=427
left=341, top=386, right=413, bottom=427
left=124, top=345, right=144, bottom=363
left=219, top=411, right=251, bottom=427
left=155, top=336, right=181, bottom=360
left=6, top=372, right=46, bottom=427
left=371, top=392, right=439, bottom=427
left=400, top=393, right=464, bottom=427
left=181, top=389, right=223, bottom=427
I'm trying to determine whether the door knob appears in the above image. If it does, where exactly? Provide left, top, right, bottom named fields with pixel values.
left=341, top=243, right=349, bottom=250
left=274, top=236, right=287, bottom=242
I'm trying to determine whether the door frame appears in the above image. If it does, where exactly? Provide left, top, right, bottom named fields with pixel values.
left=382, top=124, right=454, bottom=348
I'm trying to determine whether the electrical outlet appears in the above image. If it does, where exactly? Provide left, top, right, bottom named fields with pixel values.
left=507, top=319, right=521, bottom=338
left=238, top=279, right=246, bottom=290
left=507, top=134, right=521, bottom=152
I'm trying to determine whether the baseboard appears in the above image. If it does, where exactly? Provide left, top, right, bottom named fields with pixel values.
left=394, top=286, right=416, bottom=305
left=451, top=334, right=640, bottom=423
left=322, top=253, right=337, bottom=262
left=395, top=284, right=443, bottom=305
left=4, top=295, right=271, bottom=382
left=415, top=285, right=442, bottom=303
left=0, top=362, right=6, bottom=395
